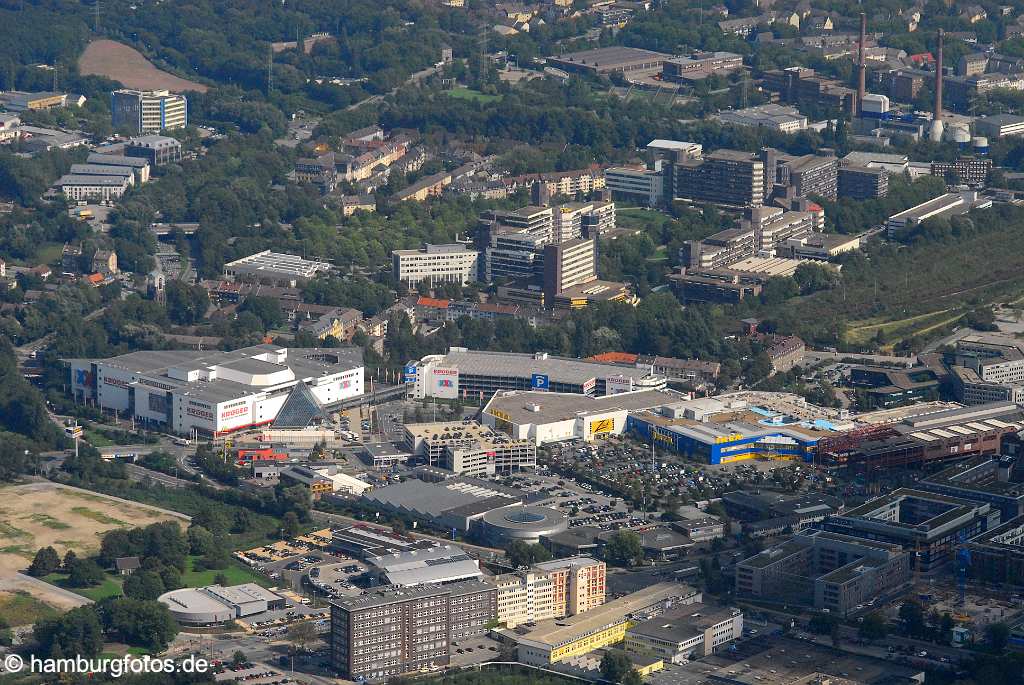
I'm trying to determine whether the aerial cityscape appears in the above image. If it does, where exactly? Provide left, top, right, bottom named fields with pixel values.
left=3, top=1, right=1024, bottom=685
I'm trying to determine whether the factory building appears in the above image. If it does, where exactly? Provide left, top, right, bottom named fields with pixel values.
left=159, top=584, right=285, bottom=626
left=365, top=543, right=483, bottom=587
left=823, top=402, right=1024, bottom=470
left=223, top=250, right=331, bottom=287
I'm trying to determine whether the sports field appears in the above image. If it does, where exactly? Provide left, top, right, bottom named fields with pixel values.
left=78, top=39, right=208, bottom=92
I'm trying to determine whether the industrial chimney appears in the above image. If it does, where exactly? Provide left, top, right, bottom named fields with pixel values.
left=857, top=13, right=867, bottom=115
left=930, top=29, right=945, bottom=142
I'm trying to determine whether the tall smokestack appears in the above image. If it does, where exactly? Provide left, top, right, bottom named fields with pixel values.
left=930, top=29, right=945, bottom=141
left=857, top=13, right=866, bottom=115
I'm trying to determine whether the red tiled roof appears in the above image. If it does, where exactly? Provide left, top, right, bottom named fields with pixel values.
left=416, top=296, right=449, bottom=309
left=589, top=352, right=639, bottom=364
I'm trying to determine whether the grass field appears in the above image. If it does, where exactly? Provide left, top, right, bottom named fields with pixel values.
left=43, top=572, right=124, bottom=602
left=445, top=87, right=501, bottom=103
left=84, top=429, right=116, bottom=448
left=78, top=40, right=208, bottom=92
left=181, top=556, right=268, bottom=588
left=0, top=483, right=187, bottom=578
left=0, top=591, right=62, bottom=626
left=8, top=242, right=65, bottom=268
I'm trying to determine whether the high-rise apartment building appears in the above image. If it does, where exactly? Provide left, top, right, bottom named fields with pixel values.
left=763, top=149, right=838, bottom=200
left=493, top=557, right=606, bottom=628
left=330, top=581, right=495, bottom=681
left=494, top=571, right=554, bottom=628
left=674, top=150, right=765, bottom=208
left=534, top=556, right=606, bottom=616
left=543, top=239, right=597, bottom=302
left=111, top=89, right=188, bottom=134
left=838, top=165, right=889, bottom=199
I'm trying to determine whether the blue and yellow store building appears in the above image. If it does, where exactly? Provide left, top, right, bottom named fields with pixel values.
left=625, top=414, right=819, bottom=465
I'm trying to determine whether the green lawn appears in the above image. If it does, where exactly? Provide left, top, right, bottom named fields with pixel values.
left=181, top=556, right=268, bottom=588
left=42, top=572, right=124, bottom=602
left=445, top=87, right=501, bottom=103
left=84, top=429, right=115, bottom=447
left=0, top=591, right=61, bottom=626
left=8, top=242, right=64, bottom=267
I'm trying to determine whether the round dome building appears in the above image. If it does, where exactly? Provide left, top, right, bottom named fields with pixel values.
left=478, top=504, right=568, bottom=546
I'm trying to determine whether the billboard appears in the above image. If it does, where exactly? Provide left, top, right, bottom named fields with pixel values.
left=403, top=363, right=418, bottom=384
left=432, top=367, right=459, bottom=399
left=590, top=417, right=615, bottom=435
left=605, top=375, right=634, bottom=395
left=531, top=373, right=550, bottom=390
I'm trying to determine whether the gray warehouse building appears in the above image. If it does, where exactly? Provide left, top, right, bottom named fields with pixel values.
left=158, top=583, right=286, bottom=626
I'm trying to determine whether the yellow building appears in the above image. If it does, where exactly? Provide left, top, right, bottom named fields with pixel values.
left=503, top=582, right=694, bottom=665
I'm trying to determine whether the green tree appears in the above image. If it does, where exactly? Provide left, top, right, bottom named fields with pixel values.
left=858, top=611, right=888, bottom=641
left=61, top=549, right=78, bottom=572
left=67, top=558, right=105, bottom=587
left=164, top=281, right=210, bottom=325
left=34, top=606, right=104, bottom=658
left=28, top=546, right=60, bottom=577
left=239, top=295, right=285, bottom=330
left=899, top=599, right=926, bottom=638
left=987, top=622, right=1010, bottom=653
left=604, top=531, right=642, bottom=567
left=188, top=525, right=216, bottom=556
left=506, top=541, right=552, bottom=568
left=100, top=597, right=179, bottom=651
left=122, top=570, right=166, bottom=601
left=600, top=651, right=633, bottom=683
left=282, top=511, right=302, bottom=538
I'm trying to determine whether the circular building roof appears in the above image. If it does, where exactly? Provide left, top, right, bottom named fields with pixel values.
left=158, top=588, right=234, bottom=626
left=479, top=504, right=568, bottom=543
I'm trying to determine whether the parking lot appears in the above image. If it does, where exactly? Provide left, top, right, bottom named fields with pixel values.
left=307, top=560, right=368, bottom=599
left=540, top=435, right=822, bottom=519
left=448, top=635, right=503, bottom=667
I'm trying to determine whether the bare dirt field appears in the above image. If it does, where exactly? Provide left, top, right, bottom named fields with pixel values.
left=78, top=39, right=208, bottom=92
left=0, top=482, right=189, bottom=577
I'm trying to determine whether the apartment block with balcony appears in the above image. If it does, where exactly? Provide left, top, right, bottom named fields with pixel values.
left=674, top=150, right=765, bottom=208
